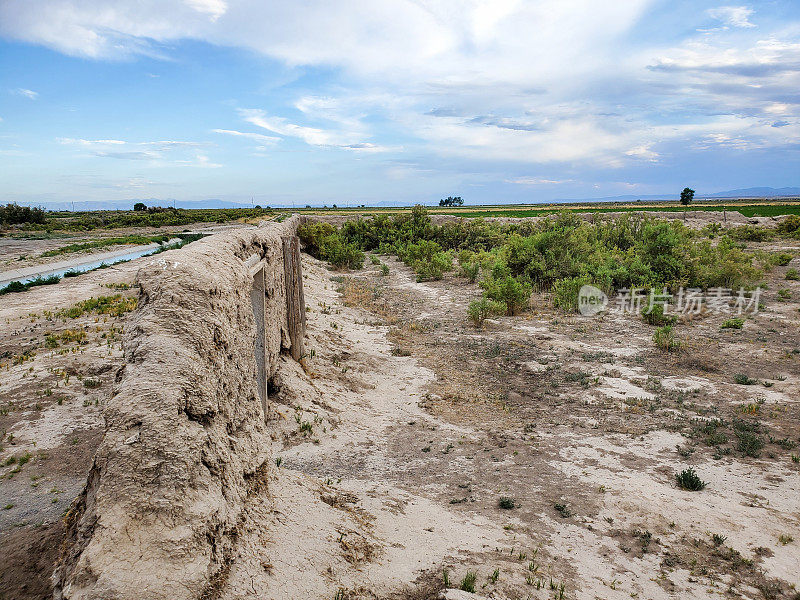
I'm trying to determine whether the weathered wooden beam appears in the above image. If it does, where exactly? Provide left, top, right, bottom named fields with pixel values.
left=282, top=236, right=306, bottom=361
left=250, top=266, right=268, bottom=418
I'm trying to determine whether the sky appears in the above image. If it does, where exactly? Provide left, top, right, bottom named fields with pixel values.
left=0, top=0, right=799, bottom=207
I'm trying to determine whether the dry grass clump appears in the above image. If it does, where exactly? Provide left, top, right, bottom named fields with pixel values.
left=337, top=278, right=397, bottom=324
left=676, top=340, right=721, bottom=372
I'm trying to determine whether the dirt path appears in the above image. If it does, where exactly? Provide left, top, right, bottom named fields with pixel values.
left=248, top=252, right=800, bottom=599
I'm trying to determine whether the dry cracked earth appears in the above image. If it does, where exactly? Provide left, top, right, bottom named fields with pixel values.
left=1, top=227, right=800, bottom=600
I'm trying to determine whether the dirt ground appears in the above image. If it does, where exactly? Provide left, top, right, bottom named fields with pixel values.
left=1, top=218, right=799, bottom=600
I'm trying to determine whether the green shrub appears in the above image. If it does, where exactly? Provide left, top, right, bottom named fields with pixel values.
left=773, top=252, right=793, bottom=266
left=777, top=288, right=791, bottom=301
left=0, top=203, right=46, bottom=225
left=736, top=430, right=764, bottom=457
left=653, top=325, right=679, bottom=352
left=733, top=373, right=756, bottom=385
left=298, top=222, right=364, bottom=269
left=641, top=302, right=676, bottom=326
left=777, top=214, right=800, bottom=235
left=460, top=261, right=480, bottom=282
left=720, top=317, right=744, bottom=329
left=482, top=275, right=531, bottom=315
left=498, top=497, right=516, bottom=509
left=786, top=268, right=799, bottom=281
left=675, top=468, right=706, bottom=491
left=552, top=276, right=593, bottom=312
left=729, top=225, right=772, bottom=242
left=467, top=298, right=507, bottom=328
left=380, top=263, right=389, bottom=276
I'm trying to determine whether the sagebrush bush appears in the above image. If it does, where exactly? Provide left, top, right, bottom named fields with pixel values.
left=467, top=298, right=506, bottom=328
left=460, top=261, right=480, bottom=282
left=675, top=468, right=706, bottom=491
left=481, top=275, right=531, bottom=315
left=552, top=276, right=593, bottom=312
left=303, top=206, right=765, bottom=319
left=786, top=268, right=800, bottom=281
left=729, top=225, right=772, bottom=242
left=641, top=302, right=676, bottom=326
left=777, top=215, right=800, bottom=236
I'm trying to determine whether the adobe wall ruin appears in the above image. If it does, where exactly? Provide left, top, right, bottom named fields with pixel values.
left=53, top=217, right=307, bottom=600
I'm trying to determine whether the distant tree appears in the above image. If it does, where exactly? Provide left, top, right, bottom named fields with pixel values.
left=133, top=202, right=147, bottom=211
left=0, top=203, right=46, bottom=225
left=332, top=204, right=337, bottom=209
left=254, top=205, right=262, bottom=209
left=439, top=196, right=464, bottom=207
left=680, top=188, right=695, bottom=206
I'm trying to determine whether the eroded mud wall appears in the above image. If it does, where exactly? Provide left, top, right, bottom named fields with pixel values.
left=53, top=217, right=305, bottom=600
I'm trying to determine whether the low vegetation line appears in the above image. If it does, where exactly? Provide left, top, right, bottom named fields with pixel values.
left=39, top=234, right=174, bottom=257
left=300, top=207, right=799, bottom=325
left=0, top=234, right=204, bottom=295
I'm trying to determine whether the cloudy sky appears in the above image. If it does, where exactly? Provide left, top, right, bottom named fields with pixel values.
left=1, top=1, right=799, bottom=206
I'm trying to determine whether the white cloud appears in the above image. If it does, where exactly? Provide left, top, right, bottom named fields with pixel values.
left=56, top=136, right=220, bottom=164
left=238, top=108, right=391, bottom=151
left=506, top=177, right=574, bottom=185
left=212, top=128, right=280, bottom=144
left=14, top=88, right=38, bottom=99
left=707, top=6, right=756, bottom=29
left=2, top=1, right=798, bottom=171
left=183, top=0, right=226, bottom=21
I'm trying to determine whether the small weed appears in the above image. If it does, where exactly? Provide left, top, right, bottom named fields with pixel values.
left=711, top=533, right=727, bottom=546
left=736, top=430, right=764, bottom=458
left=720, top=318, right=744, bottom=330
left=554, top=503, right=572, bottom=518
left=498, top=496, right=516, bottom=509
left=778, top=534, right=793, bottom=545
left=488, top=568, right=499, bottom=583
left=734, top=373, right=757, bottom=385
left=443, top=569, right=450, bottom=588
left=777, top=288, right=791, bottom=301
left=785, top=268, right=799, bottom=281
left=653, top=325, right=680, bottom=352
left=675, top=468, right=706, bottom=491
left=460, top=571, right=477, bottom=593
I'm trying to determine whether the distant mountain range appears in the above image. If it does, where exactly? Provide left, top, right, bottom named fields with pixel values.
left=10, top=186, right=800, bottom=211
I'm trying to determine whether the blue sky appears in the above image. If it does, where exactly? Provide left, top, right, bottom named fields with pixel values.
left=1, top=0, right=799, bottom=207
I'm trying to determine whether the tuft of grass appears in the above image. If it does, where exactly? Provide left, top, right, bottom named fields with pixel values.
left=460, top=571, right=477, bottom=593
left=721, top=317, right=744, bottom=330
left=553, top=503, right=572, bottom=518
left=778, top=534, right=794, bottom=545
left=653, top=325, right=680, bottom=352
left=734, top=373, right=757, bottom=385
left=736, top=430, right=764, bottom=458
left=675, top=468, right=706, bottom=491
left=786, top=268, right=799, bottom=281
left=498, top=497, right=516, bottom=510
left=777, top=288, right=792, bottom=301
left=488, top=568, right=499, bottom=584
left=711, top=533, right=727, bottom=546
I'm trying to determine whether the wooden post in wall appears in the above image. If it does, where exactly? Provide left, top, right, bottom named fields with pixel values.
left=282, top=236, right=306, bottom=361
